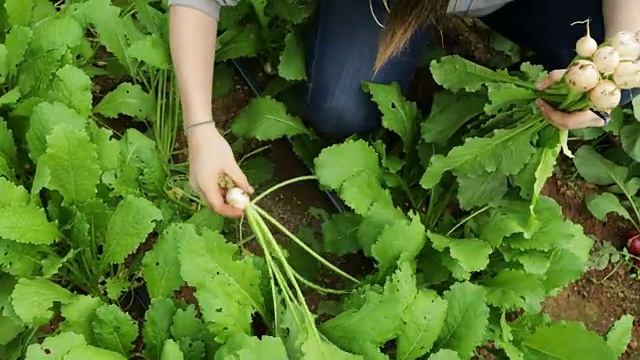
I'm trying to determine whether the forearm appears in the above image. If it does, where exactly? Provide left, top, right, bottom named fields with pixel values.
left=602, top=0, right=640, bottom=39
left=169, top=5, right=218, bottom=127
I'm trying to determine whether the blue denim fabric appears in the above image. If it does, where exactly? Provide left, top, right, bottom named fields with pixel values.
left=304, top=0, right=638, bottom=138
left=304, top=0, right=429, bottom=138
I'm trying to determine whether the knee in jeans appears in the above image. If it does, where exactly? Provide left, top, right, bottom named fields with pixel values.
left=307, top=91, right=379, bottom=138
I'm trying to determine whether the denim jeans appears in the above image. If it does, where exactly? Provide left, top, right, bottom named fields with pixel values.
left=304, top=0, right=636, bottom=138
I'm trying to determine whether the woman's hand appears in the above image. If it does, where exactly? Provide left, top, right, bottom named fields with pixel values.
left=187, top=125, right=254, bottom=218
left=535, top=69, right=608, bottom=130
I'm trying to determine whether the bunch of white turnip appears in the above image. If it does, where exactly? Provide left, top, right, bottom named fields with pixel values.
left=567, top=29, right=640, bottom=113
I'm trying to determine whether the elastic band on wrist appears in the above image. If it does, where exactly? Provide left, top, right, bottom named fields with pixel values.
left=589, top=108, right=610, bottom=125
left=184, top=120, right=216, bottom=135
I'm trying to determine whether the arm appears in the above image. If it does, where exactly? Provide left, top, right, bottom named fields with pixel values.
left=169, top=4, right=218, bottom=127
left=602, top=0, right=640, bottom=107
left=168, top=3, right=253, bottom=218
left=602, top=0, right=640, bottom=39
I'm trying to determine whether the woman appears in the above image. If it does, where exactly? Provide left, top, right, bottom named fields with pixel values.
left=168, top=0, right=640, bottom=218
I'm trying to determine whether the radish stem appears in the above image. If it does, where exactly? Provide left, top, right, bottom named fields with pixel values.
left=252, top=204, right=360, bottom=284
left=251, top=175, right=318, bottom=204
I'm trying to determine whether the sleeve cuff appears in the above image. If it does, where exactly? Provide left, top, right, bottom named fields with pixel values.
left=168, top=0, right=221, bottom=20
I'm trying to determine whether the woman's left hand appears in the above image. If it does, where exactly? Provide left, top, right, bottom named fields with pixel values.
left=535, top=69, right=608, bottom=130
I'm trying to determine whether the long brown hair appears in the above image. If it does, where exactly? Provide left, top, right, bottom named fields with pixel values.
left=375, top=0, right=449, bottom=71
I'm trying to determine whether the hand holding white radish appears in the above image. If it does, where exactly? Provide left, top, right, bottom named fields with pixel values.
left=535, top=69, right=607, bottom=130
left=187, top=125, right=254, bottom=218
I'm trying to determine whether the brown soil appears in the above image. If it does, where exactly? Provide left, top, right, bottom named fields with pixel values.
left=540, top=161, right=640, bottom=359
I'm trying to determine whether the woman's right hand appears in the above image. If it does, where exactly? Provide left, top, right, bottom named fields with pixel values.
left=187, top=124, right=254, bottom=218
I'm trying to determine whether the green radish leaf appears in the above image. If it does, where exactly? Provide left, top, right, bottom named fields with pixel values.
left=64, top=345, right=128, bottom=360
left=215, top=333, right=289, bottom=359
left=427, top=232, right=492, bottom=273
left=605, top=314, right=634, bottom=357
left=396, top=289, right=448, bottom=359
left=0, top=119, right=18, bottom=170
left=619, top=122, right=640, bottom=162
left=92, top=304, right=138, bottom=356
left=171, top=305, right=208, bottom=341
left=372, top=213, right=426, bottom=275
left=0, top=239, right=44, bottom=276
left=432, top=282, right=489, bottom=358
left=48, top=65, right=92, bottom=117
left=160, top=339, right=184, bottom=360
left=573, top=145, right=628, bottom=186
left=27, top=102, right=87, bottom=162
left=0, top=87, right=22, bottom=107
left=77, top=0, right=135, bottom=71
left=272, top=0, right=314, bottom=23
left=278, top=31, right=306, bottom=81
left=24, top=332, right=87, bottom=359
left=142, top=224, right=185, bottom=299
left=315, top=139, right=381, bottom=189
left=5, top=0, right=33, bottom=26
left=59, top=295, right=104, bottom=343
left=33, top=125, right=101, bottom=205
left=0, top=177, right=28, bottom=206
left=585, top=192, right=632, bottom=221
left=481, top=269, right=544, bottom=312
left=420, top=128, right=536, bottom=190
left=358, top=200, right=405, bottom=255
left=430, top=55, right=528, bottom=92
left=0, top=313, right=23, bottom=346
left=321, top=262, right=417, bottom=358
left=322, top=212, right=363, bottom=255
left=127, top=34, right=170, bottom=69
left=456, top=171, right=507, bottom=210
left=427, top=349, right=461, bottom=360
left=363, top=82, right=419, bottom=152
left=633, top=95, right=640, bottom=121
left=143, top=298, right=177, bottom=360
left=247, top=0, right=268, bottom=27
left=178, top=226, right=264, bottom=341
left=231, top=97, right=311, bottom=140
left=94, top=82, right=156, bottom=121
left=5, top=26, right=32, bottom=75
left=102, top=196, right=162, bottom=265
left=485, top=83, right=535, bottom=114
left=0, top=204, right=58, bottom=245
left=11, top=278, right=75, bottom=325
left=217, top=24, right=261, bottom=62
left=521, top=322, right=616, bottom=359
left=421, top=91, right=486, bottom=145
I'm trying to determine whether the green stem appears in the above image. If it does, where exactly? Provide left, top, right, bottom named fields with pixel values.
left=252, top=210, right=321, bottom=339
left=252, top=204, right=360, bottom=284
left=251, top=175, right=319, bottom=204
left=239, top=145, right=271, bottom=165
left=446, top=205, right=491, bottom=237
left=291, top=269, right=351, bottom=295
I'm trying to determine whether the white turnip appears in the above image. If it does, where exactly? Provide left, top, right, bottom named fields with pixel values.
left=613, top=60, right=640, bottom=89
left=588, top=80, right=621, bottom=112
left=564, top=60, right=601, bottom=92
left=592, top=46, right=620, bottom=74
left=576, top=35, right=598, bottom=58
left=610, top=31, right=640, bottom=60
left=226, top=187, right=250, bottom=210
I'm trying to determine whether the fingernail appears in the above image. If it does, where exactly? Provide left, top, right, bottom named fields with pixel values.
left=535, top=99, right=543, bottom=107
left=535, top=81, right=543, bottom=90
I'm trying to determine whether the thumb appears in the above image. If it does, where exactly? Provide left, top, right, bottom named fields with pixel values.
left=226, top=161, right=254, bottom=194
left=536, top=69, right=566, bottom=90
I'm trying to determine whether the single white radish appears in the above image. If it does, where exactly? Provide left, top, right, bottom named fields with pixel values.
left=226, top=187, right=250, bottom=210
left=564, top=60, right=601, bottom=92
left=610, top=31, right=640, bottom=60
left=592, top=46, right=620, bottom=74
left=576, top=35, right=598, bottom=57
left=263, top=62, right=275, bottom=75
left=613, top=60, right=640, bottom=89
left=588, top=80, right=621, bottom=112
